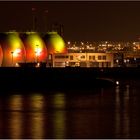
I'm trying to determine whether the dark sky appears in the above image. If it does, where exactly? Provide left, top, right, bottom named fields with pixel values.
left=0, top=1, right=140, bottom=41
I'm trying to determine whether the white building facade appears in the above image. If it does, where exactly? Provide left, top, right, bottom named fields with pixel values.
left=52, top=53, right=114, bottom=67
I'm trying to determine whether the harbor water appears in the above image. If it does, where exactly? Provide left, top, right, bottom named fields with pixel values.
left=0, top=80, right=140, bottom=139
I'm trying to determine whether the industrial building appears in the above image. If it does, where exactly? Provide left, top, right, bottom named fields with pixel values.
left=0, top=31, right=66, bottom=67
left=52, top=53, right=114, bottom=67
left=0, top=31, right=115, bottom=67
left=0, top=32, right=26, bottom=67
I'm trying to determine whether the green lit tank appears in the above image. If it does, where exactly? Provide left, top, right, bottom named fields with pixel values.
left=0, top=32, right=26, bottom=67
left=22, top=32, right=47, bottom=63
left=44, top=32, right=67, bottom=54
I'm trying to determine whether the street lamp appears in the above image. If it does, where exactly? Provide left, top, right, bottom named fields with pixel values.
left=11, top=51, right=14, bottom=66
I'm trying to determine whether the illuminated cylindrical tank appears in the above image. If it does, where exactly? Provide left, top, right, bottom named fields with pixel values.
left=0, top=32, right=26, bottom=67
left=22, top=32, right=47, bottom=63
left=44, top=32, right=67, bottom=54
left=0, top=45, right=3, bottom=66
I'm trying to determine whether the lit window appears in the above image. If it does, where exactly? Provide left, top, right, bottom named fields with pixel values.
left=55, top=55, right=67, bottom=59
left=70, top=55, right=73, bottom=60
left=103, top=56, right=106, bottom=60
left=98, top=56, right=102, bottom=60
left=81, top=55, right=85, bottom=59
left=89, top=56, right=92, bottom=60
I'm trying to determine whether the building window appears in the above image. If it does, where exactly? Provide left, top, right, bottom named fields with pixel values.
left=48, top=54, right=52, bottom=60
left=55, top=55, right=68, bottom=59
left=81, top=55, right=85, bottom=59
left=70, top=55, right=73, bottom=60
left=103, top=55, right=106, bottom=60
left=69, top=62, right=75, bottom=66
left=98, top=56, right=102, bottom=60
left=89, top=56, right=92, bottom=60
left=93, top=56, right=95, bottom=60
left=107, top=62, right=111, bottom=67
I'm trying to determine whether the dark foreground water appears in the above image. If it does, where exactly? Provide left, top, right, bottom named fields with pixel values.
left=0, top=82, right=140, bottom=139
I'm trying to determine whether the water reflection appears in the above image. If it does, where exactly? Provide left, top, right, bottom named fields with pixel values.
left=52, top=93, right=66, bottom=139
left=52, top=93, right=66, bottom=109
left=115, top=85, right=130, bottom=138
left=4, top=95, right=23, bottom=139
left=8, top=112, right=23, bottom=139
left=115, top=86, right=121, bottom=138
left=0, top=94, right=46, bottom=139
left=123, top=85, right=130, bottom=138
left=53, top=110, right=66, bottom=139
left=28, top=94, right=45, bottom=138
left=29, top=94, right=44, bottom=111
left=8, top=95, right=23, bottom=111
left=0, top=84, right=140, bottom=138
left=29, top=112, right=44, bottom=138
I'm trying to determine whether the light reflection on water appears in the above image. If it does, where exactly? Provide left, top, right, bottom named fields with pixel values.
left=0, top=84, right=140, bottom=138
left=115, top=86, right=121, bottom=138
left=52, top=93, right=66, bottom=139
left=8, top=95, right=23, bottom=111
left=8, top=112, right=23, bottom=139
left=29, top=112, right=44, bottom=139
left=115, top=85, right=130, bottom=138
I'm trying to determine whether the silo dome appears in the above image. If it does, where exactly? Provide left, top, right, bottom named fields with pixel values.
left=44, top=32, right=67, bottom=54
left=22, top=32, right=47, bottom=63
left=0, top=32, right=26, bottom=67
left=0, top=45, right=3, bottom=66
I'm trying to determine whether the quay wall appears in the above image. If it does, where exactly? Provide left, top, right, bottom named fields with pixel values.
left=0, top=67, right=139, bottom=91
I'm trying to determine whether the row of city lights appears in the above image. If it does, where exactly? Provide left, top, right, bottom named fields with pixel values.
left=67, top=41, right=140, bottom=52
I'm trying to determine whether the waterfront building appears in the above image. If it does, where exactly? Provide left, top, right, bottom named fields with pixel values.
left=0, top=31, right=140, bottom=67
left=52, top=53, right=114, bottom=67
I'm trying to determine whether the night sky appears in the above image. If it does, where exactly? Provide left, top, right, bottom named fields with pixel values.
left=0, top=1, right=140, bottom=42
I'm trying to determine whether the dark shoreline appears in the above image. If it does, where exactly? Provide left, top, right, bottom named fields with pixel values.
left=0, top=67, right=140, bottom=92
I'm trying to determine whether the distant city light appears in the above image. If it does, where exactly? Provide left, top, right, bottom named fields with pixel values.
left=36, top=62, right=40, bottom=67
left=81, top=42, right=84, bottom=45
left=15, top=63, right=19, bottom=67
left=116, top=81, right=119, bottom=85
left=124, top=59, right=127, bottom=63
left=116, top=59, right=119, bottom=63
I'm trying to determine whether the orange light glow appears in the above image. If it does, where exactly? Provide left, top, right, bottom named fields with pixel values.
left=13, top=49, right=21, bottom=57
left=35, top=48, right=42, bottom=56
left=23, top=32, right=47, bottom=63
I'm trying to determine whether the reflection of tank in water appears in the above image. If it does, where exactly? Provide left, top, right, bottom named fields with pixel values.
left=0, top=32, right=26, bottom=67
left=21, top=32, right=47, bottom=63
